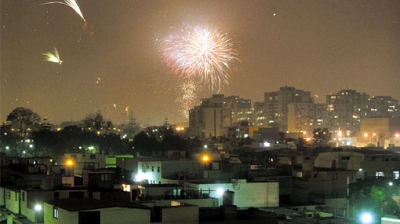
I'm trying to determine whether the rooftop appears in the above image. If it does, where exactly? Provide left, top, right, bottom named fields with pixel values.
left=44, top=198, right=149, bottom=212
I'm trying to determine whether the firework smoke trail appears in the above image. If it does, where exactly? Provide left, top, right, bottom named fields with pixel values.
left=175, top=79, right=200, bottom=119
left=40, top=0, right=86, bottom=23
left=162, top=24, right=239, bottom=92
left=43, top=47, right=63, bottom=64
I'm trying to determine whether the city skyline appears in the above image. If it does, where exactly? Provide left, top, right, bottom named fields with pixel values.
left=2, top=0, right=400, bottom=125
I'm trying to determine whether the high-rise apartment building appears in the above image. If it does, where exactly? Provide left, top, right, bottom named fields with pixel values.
left=225, top=96, right=254, bottom=126
left=368, top=96, right=400, bottom=118
left=254, top=102, right=267, bottom=126
left=326, top=90, right=369, bottom=134
left=287, top=103, right=328, bottom=136
left=188, top=95, right=232, bottom=139
left=263, top=86, right=314, bottom=131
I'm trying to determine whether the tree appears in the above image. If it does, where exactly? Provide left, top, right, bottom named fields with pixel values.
left=0, top=123, right=19, bottom=155
left=132, top=131, right=160, bottom=156
left=349, top=178, right=399, bottom=219
left=162, top=129, right=187, bottom=151
left=32, top=129, right=59, bottom=156
left=81, top=111, right=113, bottom=134
left=6, top=107, right=41, bottom=154
left=6, top=107, right=41, bottom=139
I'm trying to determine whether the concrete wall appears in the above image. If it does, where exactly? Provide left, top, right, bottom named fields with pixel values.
left=361, top=161, right=400, bottom=177
left=44, top=202, right=78, bottom=224
left=137, top=161, right=162, bottom=184
left=184, top=180, right=279, bottom=208
left=314, top=151, right=364, bottom=170
left=100, top=207, right=150, bottom=224
left=325, top=198, right=348, bottom=217
left=5, top=188, right=19, bottom=214
left=43, top=203, right=151, bottom=224
left=381, top=217, right=400, bottom=224
left=0, top=187, right=4, bottom=206
left=160, top=206, right=198, bottom=224
left=55, top=189, right=88, bottom=199
left=155, top=198, right=219, bottom=208
left=21, top=190, right=53, bottom=223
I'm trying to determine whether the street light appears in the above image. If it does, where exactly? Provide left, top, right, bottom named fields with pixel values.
left=216, top=188, right=224, bottom=206
left=360, top=212, right=373, bottom=224
left=65, top=159, right=74, bottom=176
left=35, top=204, right=42, bottom=224
left=201, top=154, right=210, bottom=163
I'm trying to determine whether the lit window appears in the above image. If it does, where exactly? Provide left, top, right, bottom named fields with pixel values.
left=53, top=206, right=59, bottom=219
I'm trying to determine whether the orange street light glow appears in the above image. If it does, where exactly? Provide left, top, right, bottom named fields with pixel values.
left=201, top=154, right=211, bottom=163
left=66, top=159, right=74, bottom=167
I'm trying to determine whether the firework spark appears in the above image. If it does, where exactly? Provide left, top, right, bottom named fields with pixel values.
left=42, top=47, right=63, bottom=64
left=162, top=24, right=239, bottom=92
left=41, top=0, right=86, bottom=23
left=175, top=79, right=200, bottom=119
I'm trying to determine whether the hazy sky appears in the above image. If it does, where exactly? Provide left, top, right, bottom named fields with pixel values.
left=1, top=0, right=400, bottom=126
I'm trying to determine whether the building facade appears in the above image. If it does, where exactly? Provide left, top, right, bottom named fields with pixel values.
left=264, top=86, right=314, bottom=132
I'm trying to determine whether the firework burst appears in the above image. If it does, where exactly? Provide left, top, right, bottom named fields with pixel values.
left=175, top=79, right=200, bottom=119
left=162, top=24, right=239, bottom=92
left=40, top=0, right=86, bottom=23
left=43, top=47, right=63, bottom=64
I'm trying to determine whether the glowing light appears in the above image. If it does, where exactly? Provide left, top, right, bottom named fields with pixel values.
left=360, top=212, right=373, bottom=223
left=34, top=204, right=42, bottom=211
left=201, top=153, right=211, bottom=163
left=134, top=173, right=150, bottom=182
left=40, top=0, right=86, bottom=23
left=216, top=188, right=224, bottom=196
left=65, top=159, right=74, bottom=167
left=162, top=24, right=239, bottom=92
left=122, top=184, right=131, bottom=192
left=43, top=47, right=63, bottom=64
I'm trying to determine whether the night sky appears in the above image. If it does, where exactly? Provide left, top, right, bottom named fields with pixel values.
left=1, top=0, right=400, bottom=126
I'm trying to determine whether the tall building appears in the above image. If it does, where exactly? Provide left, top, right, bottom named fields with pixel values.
left=264, top=86, right=314, bottom=131
left=225, top=96, right=254, bottom=126
left=254, top=102, right=267, bottom=126
left=188, top=95, right=232, bottom=139
left=368, top=96, right=400, bottom=118
left=326, top=90, right=369, bottom=134
left=287, top=102, right=328, bottom=136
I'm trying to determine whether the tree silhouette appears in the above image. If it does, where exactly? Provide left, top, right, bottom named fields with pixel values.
left=81, top=111, right=113, bottom=134
left=6, top=107, right=41, bottom=139
left=6, top=107, right=41, bottom=154
left=132, top=131, right=160, bottom=156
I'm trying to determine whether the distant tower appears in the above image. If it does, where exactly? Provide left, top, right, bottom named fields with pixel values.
left=163, top=117, right=170, bottom=128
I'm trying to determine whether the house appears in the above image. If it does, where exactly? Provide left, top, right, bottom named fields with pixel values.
left=44, top=198, right=150, bottom=224
left=184, top=179, right=279, bottom=208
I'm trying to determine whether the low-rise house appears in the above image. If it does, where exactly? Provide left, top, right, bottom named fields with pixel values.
left=184, top=179, right=279, bottom=208
left=44, top=198, right=150, bottom=224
